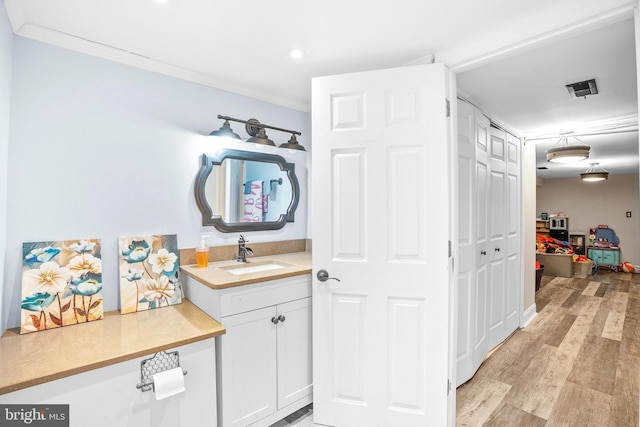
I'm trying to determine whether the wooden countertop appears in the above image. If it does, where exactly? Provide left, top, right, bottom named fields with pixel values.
left=0, top=299, right=225, bottom=395
left=181, top=251, right=312, bottom=290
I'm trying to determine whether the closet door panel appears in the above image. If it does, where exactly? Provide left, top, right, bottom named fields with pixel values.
left=455, top=101, right=476, bottom=386
left=487, top=128, right=507, bottom=349
left=472, top=112, right=491, bottom=375
left=505, top=133, right=521, bottom=335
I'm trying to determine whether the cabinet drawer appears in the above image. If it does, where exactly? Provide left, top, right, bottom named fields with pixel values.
left=220, top=275, right=312, bottom=317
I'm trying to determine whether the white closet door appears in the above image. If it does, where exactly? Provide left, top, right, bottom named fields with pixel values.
left=487, top=127, right=508, bottom=350
left=456, top=102, right=490, bottom=386
left=469, top=109, right=492, bottom=385
left=456, top=100, right=475, bottom=386
left=456, top=101, right=490, bottom=386
left=455, top=101, right=522, bottom=387
left=505, top=132, right=521, bottom=333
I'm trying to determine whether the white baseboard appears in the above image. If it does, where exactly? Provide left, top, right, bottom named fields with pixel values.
left=521, top=303, right=537, bottom=328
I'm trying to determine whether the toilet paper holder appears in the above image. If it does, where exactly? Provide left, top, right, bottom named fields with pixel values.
left=136, top=350, right=188, bottom=392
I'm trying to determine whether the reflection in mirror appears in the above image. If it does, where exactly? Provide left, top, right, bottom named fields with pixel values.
left=194, top=149, right=300, bottom=232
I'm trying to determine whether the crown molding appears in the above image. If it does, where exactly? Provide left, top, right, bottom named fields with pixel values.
left=6, top=14, right=310, bottom=112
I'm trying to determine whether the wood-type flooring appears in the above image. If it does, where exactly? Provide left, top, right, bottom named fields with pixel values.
left=456, top=270, right=640, bottom=426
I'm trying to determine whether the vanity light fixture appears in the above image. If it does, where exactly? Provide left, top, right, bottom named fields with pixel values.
left=580, top=162, right=609, bottom=182
left=278, top=134, right=306, bottom=151
left=209, top=119, right=242, bottom=140
left=210, top=115, right=306, bottom=151
left=546, top=136, right=590, bottom=163
left=245, top=118, right=275, bottom=146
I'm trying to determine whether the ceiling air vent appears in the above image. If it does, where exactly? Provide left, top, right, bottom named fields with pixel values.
left=566, top=79, right=598, bottom=99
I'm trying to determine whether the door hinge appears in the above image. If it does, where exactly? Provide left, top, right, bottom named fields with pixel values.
left=448, top=240, right=451, bottom=258
left=447, top=379, right=451, bottom=395
left=445, top=98, right=451, bottom=117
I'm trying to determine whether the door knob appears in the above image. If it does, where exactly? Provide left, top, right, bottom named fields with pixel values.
left=317, top=269, right=341, bottom=282
left=277, top=315, right=286, bottom=323
left=271, top=317, right=279, bottom=324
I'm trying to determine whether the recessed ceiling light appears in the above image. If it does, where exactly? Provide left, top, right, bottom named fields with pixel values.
left=289, top=49, right=303, bottom=60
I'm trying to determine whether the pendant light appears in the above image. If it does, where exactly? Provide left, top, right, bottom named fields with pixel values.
left=278, top=134, right=306, bottom=151
left=209, top=119, right=241, bottom=140
left=546, top=136, right=590, bottom=163
left=580, top=162, right=609, bottom=182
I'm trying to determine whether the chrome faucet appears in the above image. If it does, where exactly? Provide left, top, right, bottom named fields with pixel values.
left=237, top=235, right=254, bottom=263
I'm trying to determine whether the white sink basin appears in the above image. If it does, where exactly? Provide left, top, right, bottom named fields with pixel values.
left=221, top=260, right=292, bottom=275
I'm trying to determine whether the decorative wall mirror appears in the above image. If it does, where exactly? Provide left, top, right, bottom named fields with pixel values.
left=194, top=149, right=300, bottom=232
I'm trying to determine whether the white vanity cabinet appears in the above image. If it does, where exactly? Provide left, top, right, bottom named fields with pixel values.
left=1, top=339, right=218, bottom=427
left=184, top=274, right=312, bottom=427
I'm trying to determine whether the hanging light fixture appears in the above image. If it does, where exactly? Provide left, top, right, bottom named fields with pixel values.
left=546, top=136, right=590, bottom=163
left=246, top=127, right=275, bottom=146
left=580, top=162, right=609, bottom=182
left=242, top=118, right=273, bottom=146
left=209, top=119, right=242, bottom=140
left=278, top=134, right=306, bottom=151
left=209, top=115, right=305, bottom=151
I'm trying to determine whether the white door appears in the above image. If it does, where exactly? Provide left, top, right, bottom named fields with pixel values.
left=312, top=63, right=455, bottom=427
left=455, top=101, right=491, bottom=386
left=487, top=127, right=508, bottom=349
left=505, top=132, right=521, bottom=334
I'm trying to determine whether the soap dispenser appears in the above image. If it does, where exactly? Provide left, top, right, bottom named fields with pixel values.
left=196, top=235, right=210, bottom=267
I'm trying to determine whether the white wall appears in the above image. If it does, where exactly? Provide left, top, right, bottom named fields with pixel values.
left=521, top=139, right=537, bottom=322
left=2, top=37, right=311, bottom=332
left=0, top=4, right=13, bottom=337
left=536, top=174, right=640, bottom=266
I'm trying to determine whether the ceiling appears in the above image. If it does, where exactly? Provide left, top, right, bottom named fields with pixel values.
left=458, top=15, right=639, bottom=179
left=3, top=0, right=639, bottom=179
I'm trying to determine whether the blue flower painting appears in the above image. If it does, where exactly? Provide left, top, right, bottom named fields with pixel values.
left=118, top=235, right=182, bottom=314
left=21, top=239, right=103, bottom=334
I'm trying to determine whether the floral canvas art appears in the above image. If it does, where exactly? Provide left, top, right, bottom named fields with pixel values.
left=21, top=239, right=103, bottom=334
left=118, top=234, right=182, bottom=314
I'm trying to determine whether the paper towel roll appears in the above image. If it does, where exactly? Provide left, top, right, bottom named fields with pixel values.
left=152, top=367, right=186, bottom=400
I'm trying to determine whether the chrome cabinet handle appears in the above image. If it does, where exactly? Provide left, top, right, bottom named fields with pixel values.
left=317, top=269, right=341, bottom=282
left=495, top=248, right=500, bottom=252
left=278, top=315, right=286, bottom=323
left=271, top=317, right=279, bottom=324
left=480, top=251, right=487, bottom=255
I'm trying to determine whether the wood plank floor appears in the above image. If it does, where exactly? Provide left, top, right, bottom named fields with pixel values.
left=456, top=270, right=640, bottom=427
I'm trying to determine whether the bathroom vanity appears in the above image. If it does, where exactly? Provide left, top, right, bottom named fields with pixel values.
left=182, top=251, right=312, bottom=427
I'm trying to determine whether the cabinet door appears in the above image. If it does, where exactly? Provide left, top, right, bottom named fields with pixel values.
left=588, top=249, right=603, bottom=264
left=276, top=297, right=313, bottom=409
left=602, top=250, right=617, bottom=265
left=220, top=306, right=277, bottom=427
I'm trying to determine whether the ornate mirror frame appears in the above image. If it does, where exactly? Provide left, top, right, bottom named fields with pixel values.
left=194, top=149, right=300, bottom=232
